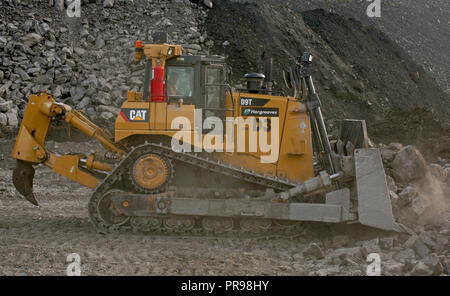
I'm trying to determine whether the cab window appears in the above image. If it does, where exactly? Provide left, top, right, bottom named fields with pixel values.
left=205, top=66, right=224, bottom=115
left=166, top=67, right=194, bottom=97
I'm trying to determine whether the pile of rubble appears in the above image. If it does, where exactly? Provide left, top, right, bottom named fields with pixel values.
left=382, top=145, right=449, bottom=227
left=299, top=144, right=450, bottom=276
left=0, top=0, right=210, bottom=131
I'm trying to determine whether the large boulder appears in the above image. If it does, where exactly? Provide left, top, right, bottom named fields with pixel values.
left=391, top=146, right=427, bottom=184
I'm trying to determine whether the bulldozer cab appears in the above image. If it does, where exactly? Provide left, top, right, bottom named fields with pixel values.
left=142, top=55, right=229, bottom=122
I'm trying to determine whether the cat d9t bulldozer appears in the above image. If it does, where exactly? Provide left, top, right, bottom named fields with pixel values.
left=11, top=33, right=405, bottom=235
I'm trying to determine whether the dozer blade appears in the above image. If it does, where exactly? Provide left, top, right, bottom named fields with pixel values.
left=13, top=159, right=38, bottom=206
left=354, top=148, right=404, bottom=232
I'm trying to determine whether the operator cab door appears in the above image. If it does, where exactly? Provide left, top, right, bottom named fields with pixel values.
left=203, top=64, right=227, bottom=132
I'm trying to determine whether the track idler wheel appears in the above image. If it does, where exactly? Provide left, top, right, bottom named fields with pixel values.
left=129, top=153, right=173, bottom=194
left=97, top=191, right=130, bottom=227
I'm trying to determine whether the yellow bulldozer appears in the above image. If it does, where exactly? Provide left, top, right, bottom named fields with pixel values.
left=11, top=33, right=405, bottom=235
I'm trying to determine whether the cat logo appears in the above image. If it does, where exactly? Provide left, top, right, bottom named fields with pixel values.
left=119, top=108, right=149, bottom=122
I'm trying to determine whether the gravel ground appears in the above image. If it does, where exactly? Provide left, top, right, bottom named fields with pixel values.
left=0, top=139, right=448, bottom=276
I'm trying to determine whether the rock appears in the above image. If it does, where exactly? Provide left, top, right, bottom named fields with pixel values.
left=6, top=108, right=18, bottom=127
left=74, top=47, right=86, bottom=56
left=53, top=86, right=63, bottom=99
left=80, top=28, right=89, bottom=38
left=35, top=75, right=53, bottom=85
left=331, top=235, right=349, bottom=248
left=359, top=239, right=381, bottom=257
left=412, top=238, right=430, bottom=258
left=21, top=33, right=42, bottom=47
left=15, top=68, right=30, bottom=81
left=389, top=190, right=399, bottom=203
left=302, top=243, right=325, bottom=259
left=103, top=0, right=114, bottom=8
left=388, top=143, right=403, bottom=150
left=71, top=86, right=85, bottom=102
left=391, top=146, right=427, bottom=184
left=350, top=79, right=365, bottom=93
left=443, top=258, right=450, bottom=275
left=0, top=101, right=11, bottom=113
left=411, top=193, right=431, bottom=216
left=183, top=44, right=202, bottom=51
left=421, top=254, right=444, bottom=275
left=95, top=36, right=105, bottom=49
left=397, top=185, right=416, bottom=206
left=410, top=261, right=433, bottom=276
left=418, top=232, right=438, bottom=250
left=77, top=96, right=91, bottom=109
left=428, top=163, right=447, bottom=182
left=379, top=237, right=394, bottom=250
left=100, top=111, right=114, bottom=121
left=386, top=175, right=398, bottom=192
left=328, top=247, right=362, bottom=260
left=312, top=266, right=340, bottom=276
left=39, top=22, right=51, bottom=36
left=393, top=249, right=415, bottom=261
left=384, top=262, right=404, bottom=275
left=97, top=105, right=120, bottom=115
left=44, top=40, right=55, bottom=48
left=0, top=113, right=7, bottom=126
left=0, top=81, right=13, bottom=97
left=97, top=91, right=111, bottom=105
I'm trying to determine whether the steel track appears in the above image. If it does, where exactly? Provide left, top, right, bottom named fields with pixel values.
left=88, top=142, right=303, bottom=237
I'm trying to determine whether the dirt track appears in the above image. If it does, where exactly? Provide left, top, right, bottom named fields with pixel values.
left=1, top=138, right=412, bottom=276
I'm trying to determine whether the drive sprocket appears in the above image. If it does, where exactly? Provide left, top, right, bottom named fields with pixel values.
left=128, top=153, right=173, bottom=194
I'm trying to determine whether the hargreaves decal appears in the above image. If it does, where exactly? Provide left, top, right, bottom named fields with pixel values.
left=241, top=107, right=279, bottom=117
left=120, top=108, right=149, bottom=122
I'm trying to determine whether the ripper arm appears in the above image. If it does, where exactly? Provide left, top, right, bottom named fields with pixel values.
left=11, top=93, right=126, bottom=205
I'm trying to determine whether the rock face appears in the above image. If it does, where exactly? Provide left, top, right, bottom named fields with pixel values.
left=206, top=2, right=450, bottom=159
left=0, top=0, right=207, bottom=130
